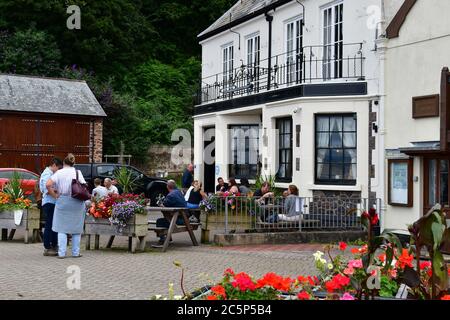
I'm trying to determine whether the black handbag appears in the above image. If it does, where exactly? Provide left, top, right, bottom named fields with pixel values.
left=71, top=168, right=91, bottom=201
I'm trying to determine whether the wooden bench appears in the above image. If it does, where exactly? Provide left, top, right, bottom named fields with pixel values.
left=146, top=207, right=199, bottom=252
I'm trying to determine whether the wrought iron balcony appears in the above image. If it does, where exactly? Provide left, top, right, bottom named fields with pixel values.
left=196, top=43, right=365, bottom=105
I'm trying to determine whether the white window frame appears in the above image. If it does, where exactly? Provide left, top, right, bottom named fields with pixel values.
left=284, top=16, right=303, bottom=85
left=222, top=43, right=234, bottom=89
left=246, top=33, right=260, bottom=68
left=322, top=1, right=343, bottom=80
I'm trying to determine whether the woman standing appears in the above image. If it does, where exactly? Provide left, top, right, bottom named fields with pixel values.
left=46, top=154, right=86, bottom=258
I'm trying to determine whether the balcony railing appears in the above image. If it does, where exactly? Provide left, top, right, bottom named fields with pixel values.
left=196, top=43, right=365, bottom=105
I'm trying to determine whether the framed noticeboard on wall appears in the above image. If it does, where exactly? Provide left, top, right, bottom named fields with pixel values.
left=388, top=158, right=413, bottom=207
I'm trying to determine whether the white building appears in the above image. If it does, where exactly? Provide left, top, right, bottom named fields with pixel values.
left=382, top=0, right=450, bottom=236
left=194, top=0, right=384, bottom=208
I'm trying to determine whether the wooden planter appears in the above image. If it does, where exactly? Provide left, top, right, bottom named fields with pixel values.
left=84, top=214, right=148, bottom=253
left=200, top=212, right=256, bottom=243
left=0, top=207, right=40, bottom=244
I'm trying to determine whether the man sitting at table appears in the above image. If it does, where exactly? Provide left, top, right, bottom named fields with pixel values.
left=156, top=180, right=186, bottom=244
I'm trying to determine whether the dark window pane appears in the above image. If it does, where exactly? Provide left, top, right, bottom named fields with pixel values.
left=317, top=133, right=329, bottom=148
left=330, top=132, right=343, bottom=148
left=317, top=164, right=330, bottom=180
left=317, top=117, right=329, bottom=131
left=330, top=149, right=344, bottom=163
left=317, top=149, right=329, bottom=163
left=330, top=164, right=343, bottom=180
left=330, top=116, right=342, bottom=131
left=343, top=116, right=356, bottom=131
left=343, top=149, right=357, bottom=164
left=343, top=133, right=356, bottom=148
left=344, top=164, right=356, bottom=180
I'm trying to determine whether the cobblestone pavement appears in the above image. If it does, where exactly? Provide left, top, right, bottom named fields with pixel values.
left=0, top=230, right=328, bottom=300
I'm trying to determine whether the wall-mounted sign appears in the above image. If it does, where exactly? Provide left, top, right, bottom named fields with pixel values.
left=388, top=159, right=413, bottom=207
left=412, top=94, right=439, bottom=118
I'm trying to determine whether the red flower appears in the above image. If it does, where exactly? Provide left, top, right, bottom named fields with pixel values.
left=362, top=209, right=379, bottom=226
left=339, top=242, right=347, bottom=251
left=419, top=261, right=431, bottom=270
left=206, top=295, right=218, bottom=300
left=211, top=285, right=226, bottom=298
left=224, top=268, right=235, bottom=277
left=351, top=248, right=360, bottom=254
left=232, top=272, right=256, bottom=291
left=256, top=272, right=293, bottom=291
left=297, top=291, right=311, bottom=300
left=325, top=274, right=350, bottom=293
left=441, top=295, right=450, bottom=300
left=396, top=249, right=414, bottom=269
left=378, top=253, right=386, bottom=263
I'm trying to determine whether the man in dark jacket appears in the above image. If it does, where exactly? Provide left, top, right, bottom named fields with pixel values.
left=156, top=180, right=186, bottom=244
left=181, top=164, right=194, bottom=192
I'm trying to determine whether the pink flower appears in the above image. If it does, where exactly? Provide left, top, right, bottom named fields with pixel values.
left=389, top=268, right=398, bottom=278
left=340, top=292, right=355, bottom=300
left=343, top=267, right=354, bottom=276
left=348, top=259, right=363, bottom=269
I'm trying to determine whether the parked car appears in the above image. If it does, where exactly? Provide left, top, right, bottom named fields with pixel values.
left=0, top=168, right=39, bottom=198
left=74, top=163, right=168, bottom=205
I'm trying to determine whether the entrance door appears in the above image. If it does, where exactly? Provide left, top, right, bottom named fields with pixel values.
left=424, top=157, right=450, bottom=218
left=203, top=127, right=215, bottom=194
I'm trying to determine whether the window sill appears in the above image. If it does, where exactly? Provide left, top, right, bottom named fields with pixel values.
left=307, top=184, right=361, bottom=192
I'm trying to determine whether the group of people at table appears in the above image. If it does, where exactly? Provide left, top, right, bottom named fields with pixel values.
left=38, top=158, right=303, bottom=257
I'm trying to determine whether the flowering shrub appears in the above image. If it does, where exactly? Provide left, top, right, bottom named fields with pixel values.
left=0, top=191, right=32, bottom=211
left=89, top=193, right=147, bottom=219
left=205, top=269, right=296, bottom=300
left=109, top=200, right=145, bottom=232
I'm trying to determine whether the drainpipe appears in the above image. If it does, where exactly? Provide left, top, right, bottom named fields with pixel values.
left=375, top=0, right=387, bottom=232
left=265, top=12, right=273, bottom=90
left=229, top=13, right=241, bottom=51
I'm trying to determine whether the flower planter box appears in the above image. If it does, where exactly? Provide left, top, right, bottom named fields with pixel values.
left=84, top=214, right=148, bottom=253
left=200, top=212, right=256, bottom=243
left=0, top=207, right=40, bottom=244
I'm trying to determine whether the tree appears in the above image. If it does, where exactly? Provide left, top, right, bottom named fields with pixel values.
left=0, top=29, right=61, bottom=76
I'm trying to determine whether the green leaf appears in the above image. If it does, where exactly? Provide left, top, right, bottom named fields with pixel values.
left=432, top=251, right=448, bottom=291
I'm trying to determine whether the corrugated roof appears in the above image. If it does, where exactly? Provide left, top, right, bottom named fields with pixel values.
left=0, top=74, right=106, bottom=117
left=198, top=0, right=278, bottom=38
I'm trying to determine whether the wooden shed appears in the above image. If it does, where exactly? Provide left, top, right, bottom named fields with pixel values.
left=0, top=74, right=106, bottom=174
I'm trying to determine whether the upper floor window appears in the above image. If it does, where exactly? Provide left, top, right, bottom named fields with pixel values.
left=315, top=114, right=356, bottom=185
left=222, top=44, right=234, bottom=85
left=246, top=34, right=260, bottom=67
left=286, top=18, right=303, bottom=85
left=323, top=2, right=343, bottom=80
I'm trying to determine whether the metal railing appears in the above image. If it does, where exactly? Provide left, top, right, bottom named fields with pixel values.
left=201, top=195, right=381, bottom=234
left=197, top=43, right=365, bottom=104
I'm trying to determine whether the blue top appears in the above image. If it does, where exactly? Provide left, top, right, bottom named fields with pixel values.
left=181, top=169, right=193, bottom=188
left=39, top=167, right=55, bottom=205
left=163, top=189, right=187, bottom=208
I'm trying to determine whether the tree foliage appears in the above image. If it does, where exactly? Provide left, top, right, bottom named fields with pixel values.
left=0, top=0, right=236, bottom=159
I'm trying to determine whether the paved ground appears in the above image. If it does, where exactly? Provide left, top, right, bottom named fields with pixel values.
left=0, top=228, right=330, bottom=300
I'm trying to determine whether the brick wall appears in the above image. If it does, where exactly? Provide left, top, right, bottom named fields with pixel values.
left=92, top=119, right=103, bottom=163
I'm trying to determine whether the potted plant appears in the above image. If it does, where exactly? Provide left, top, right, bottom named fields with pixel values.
left=0, top=172, right=38, bottom=243
left=85, top=193, right=149, bottom=252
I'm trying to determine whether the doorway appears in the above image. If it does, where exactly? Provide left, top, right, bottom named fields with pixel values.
left=203, top=127, right=216, bottom=194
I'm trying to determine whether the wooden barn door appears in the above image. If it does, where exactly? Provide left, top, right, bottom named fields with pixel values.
left=0, top=114, right=93, bottom=174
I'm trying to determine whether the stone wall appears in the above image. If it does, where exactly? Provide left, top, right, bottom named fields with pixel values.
left=145, top=145, right=192, bottom=176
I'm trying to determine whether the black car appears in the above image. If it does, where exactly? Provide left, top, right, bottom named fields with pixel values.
left=74, top=163, right=168, bottom=205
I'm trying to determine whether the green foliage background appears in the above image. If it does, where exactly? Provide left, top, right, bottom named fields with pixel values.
left=0, top=0, right=235, bottom=162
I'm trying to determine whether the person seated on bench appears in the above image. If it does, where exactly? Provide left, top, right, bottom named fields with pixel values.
left=156, top=180, right=186, bottom=244
left=184, top=180, right=207, bottom=210
left=278, top=184, right=303, bottom=222
left=266, top=185, right=303, bottom=223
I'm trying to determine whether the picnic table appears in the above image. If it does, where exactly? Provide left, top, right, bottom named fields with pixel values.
left=147, top=207, right=200, bottom=252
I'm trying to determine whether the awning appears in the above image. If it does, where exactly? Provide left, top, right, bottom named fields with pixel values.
left=398, top=141, right=444, bottom=156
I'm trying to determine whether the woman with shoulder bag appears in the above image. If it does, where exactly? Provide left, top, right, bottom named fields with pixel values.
left=46, top=153, right=88, bottom=258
